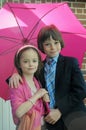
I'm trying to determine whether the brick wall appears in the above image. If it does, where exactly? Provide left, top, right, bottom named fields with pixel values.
left=82, top=53, right=86, bottom=80
left=0, top=0, right=86, bottom=82
left=68, top=2, right=86, bottom=86
left=69, top=2, right=86, bottom=28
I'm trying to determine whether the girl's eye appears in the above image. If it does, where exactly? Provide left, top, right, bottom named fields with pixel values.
left=23, top=60, right=28, bottom=63
left=33, top=60, right=37, bottom=62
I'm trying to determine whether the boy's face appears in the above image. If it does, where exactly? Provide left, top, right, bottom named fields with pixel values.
left=43, top=36, right=61, bottom=58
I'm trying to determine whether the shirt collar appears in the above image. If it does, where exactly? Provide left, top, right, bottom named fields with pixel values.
left=46, top=53, right=59, bottom=63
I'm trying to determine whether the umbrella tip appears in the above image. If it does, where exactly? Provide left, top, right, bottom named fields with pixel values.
left=22, top=38, right=29, bottom=45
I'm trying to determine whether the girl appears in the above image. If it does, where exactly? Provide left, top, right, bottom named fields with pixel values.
left=10, top=45, right=49, bottom=130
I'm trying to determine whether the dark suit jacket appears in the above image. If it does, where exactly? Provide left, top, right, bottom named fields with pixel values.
left=39, top=54, right=86, bottom=119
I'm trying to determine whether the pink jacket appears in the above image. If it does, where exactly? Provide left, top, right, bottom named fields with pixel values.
left=10, top=77, right=44, bottom=130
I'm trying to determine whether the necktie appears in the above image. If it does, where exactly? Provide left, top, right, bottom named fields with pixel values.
left=45, top=59, right=56, bottom=108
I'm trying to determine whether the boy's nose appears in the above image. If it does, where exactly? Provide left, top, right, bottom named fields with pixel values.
left=51, top=44, right=55, bottom=49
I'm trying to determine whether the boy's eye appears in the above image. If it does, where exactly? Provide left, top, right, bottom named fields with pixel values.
left=44, top=43, right=50, bottom=46
left=55, top=41, right=60, bottom=44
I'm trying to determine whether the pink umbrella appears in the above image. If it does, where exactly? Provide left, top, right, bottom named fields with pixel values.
left=0, top=2, right=86, bottom=100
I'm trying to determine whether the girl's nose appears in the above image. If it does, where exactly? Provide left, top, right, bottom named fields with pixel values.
left=29, top=61, right=33, bottom=66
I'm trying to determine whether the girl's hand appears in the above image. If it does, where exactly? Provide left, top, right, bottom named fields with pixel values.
left=43, top=93, right=50, bottom=102
left=9, top=73, right=23, bottom=88
left=35, top=88, right=48, bottom=99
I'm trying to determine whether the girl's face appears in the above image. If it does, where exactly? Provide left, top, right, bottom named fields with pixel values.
left=43, top=36, right=61, bottom=58
left=19, top=49, right=39, bottom=76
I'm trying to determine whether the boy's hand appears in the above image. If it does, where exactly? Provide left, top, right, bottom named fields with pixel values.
left=9, top=73, right=23, bottom=88
left=44, top=108, right=62, bottom=125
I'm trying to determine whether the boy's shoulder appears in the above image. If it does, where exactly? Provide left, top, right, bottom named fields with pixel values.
left=58, top=55, right=78, bottom=67
left=61, top=54, right=78, bottom=62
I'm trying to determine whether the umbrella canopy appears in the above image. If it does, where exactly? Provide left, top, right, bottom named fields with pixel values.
left=0, top=2, right=86, bottom=100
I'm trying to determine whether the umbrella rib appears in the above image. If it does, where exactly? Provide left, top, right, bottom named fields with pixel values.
left=0, top=42, right=22, bottom=56
left=11, top=6, right=36, bottom=10
left=0, top=36, right=20, bottom=42
left=7, top=3, right=25, bottom=39
left=26, top=2, right=67, bottom=40
left=59, top=31, right=86, bottom=35
left=26, top=6, right=60, bottom=40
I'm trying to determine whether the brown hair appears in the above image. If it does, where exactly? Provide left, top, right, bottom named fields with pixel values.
left=14, top=45, right=43, bottom=78
left=37, top=24, right=64, bottom=53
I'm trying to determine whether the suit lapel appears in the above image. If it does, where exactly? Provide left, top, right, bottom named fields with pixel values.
left=39, top=61, right=46, bottom=88
left=55, top=55, right=65, bottom=86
